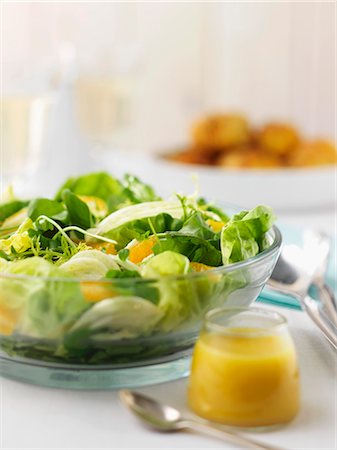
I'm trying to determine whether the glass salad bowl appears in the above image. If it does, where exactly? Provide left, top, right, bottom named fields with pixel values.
left=0, top=225, right=281, bottom=389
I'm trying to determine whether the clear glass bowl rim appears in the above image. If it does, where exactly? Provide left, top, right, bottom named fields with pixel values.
left=0, top=225, right=282, bottom=284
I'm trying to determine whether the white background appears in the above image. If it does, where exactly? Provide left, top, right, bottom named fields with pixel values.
left=2, top=1, right=336, bottom=151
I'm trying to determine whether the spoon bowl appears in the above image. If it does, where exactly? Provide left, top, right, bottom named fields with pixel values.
left=119, top=389, right=285, bottom=450
left=267, top=229, right=337, bottom=348
left=119, top=389, right=182, bottom=431
left=268, top=229, right=330, bottom=297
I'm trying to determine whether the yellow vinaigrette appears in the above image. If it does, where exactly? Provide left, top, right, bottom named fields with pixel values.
left=188, top=309, right=300, bottom=428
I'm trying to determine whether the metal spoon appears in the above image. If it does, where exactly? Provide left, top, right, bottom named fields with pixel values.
left=309, top=231, right=337, bottom=327
left=267, top=230, right=337, bottom=349
left=119, top=389, right=284, bottom=450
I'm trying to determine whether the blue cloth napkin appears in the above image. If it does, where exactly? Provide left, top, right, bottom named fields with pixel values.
left=257, top=223, right=336, bottom=310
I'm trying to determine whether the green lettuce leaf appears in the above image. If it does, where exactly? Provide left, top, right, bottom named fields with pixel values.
left=28, top=198, right=68, bottom=223
left=141, top=251, right=200, bottom=331
left=0, top=200, right=28, bottom=224
left=62, top=189, right=93, bottom=230
left=105, top=269, right=140, bottom=279
left=178, top=212, right=216, bottom=240
left=103, top=212, right=183, bottom=249
left=152, top=212, right=222, bottom=266
left=54, top=172, right=160, bottom=215
left=141, top=250, right=190, bottom=278
left=103, top=269, right=159, bottom=305
left=153, top=235, right=222, bottom=267
left=220, top=205, right=276, bottom=265
left=122, top=174, right=160, bottom=203
left=54, top=172, right=123, bottom=203
left=197, top=198, right=230, bottom=223
left=0, top=257, right=87, bottom=339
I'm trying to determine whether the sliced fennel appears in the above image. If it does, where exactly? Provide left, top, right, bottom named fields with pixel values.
left=60, top=257, right=108, bottom=280
left=70, top=296, right=164, bottom=339
left=93, top=199, right=186, bottom=235
left=70, top=249, right=119, bottom=268
left=60, top=250, right=120, bottom=280
left=60, top=249, right=140, bottom=279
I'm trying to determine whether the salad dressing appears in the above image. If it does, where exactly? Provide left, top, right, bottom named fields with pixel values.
left=188, top=326, right=300, bottom=427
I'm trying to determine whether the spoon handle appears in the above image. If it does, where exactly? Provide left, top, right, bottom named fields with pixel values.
left=184, top=419, right=284, bottom=450
left=302, top=296, right=337, bottom=350
left=318, top=284, right=337, bottom=327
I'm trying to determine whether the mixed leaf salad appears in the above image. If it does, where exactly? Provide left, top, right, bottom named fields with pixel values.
left=0, top=172, right=276, bottom=364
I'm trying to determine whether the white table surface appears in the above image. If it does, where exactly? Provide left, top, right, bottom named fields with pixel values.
left=1, top=179, right=336, bottom=449
left=1, top=304, right=336, bottom=450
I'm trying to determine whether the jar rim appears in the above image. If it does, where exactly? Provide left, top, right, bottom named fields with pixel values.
left=204, top=306, right=288, bottom=337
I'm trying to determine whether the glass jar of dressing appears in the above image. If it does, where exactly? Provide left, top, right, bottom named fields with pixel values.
left=188, top=307, right=300, bottom=429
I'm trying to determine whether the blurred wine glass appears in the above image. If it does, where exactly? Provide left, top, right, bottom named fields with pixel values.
left=1, top=92, right=52, bottom=195
left=73, top=45, right=139, bottom=152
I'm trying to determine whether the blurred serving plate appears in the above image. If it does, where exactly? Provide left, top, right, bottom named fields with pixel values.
left=100, top=150, right=336, bottom=211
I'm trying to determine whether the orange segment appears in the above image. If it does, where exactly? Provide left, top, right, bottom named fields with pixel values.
left=79, top=195, right=108, bottom=218
left=80, top=282, right=116, bottom=303
left=207, top=219, right=225, bottom=233
left=191, top=262, right=213, bottom=272
left=87, top=241, right=117, bottom=255
left=0, top=304, right=21, bottom=336
left=128, top=237, right=157, bottom=264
